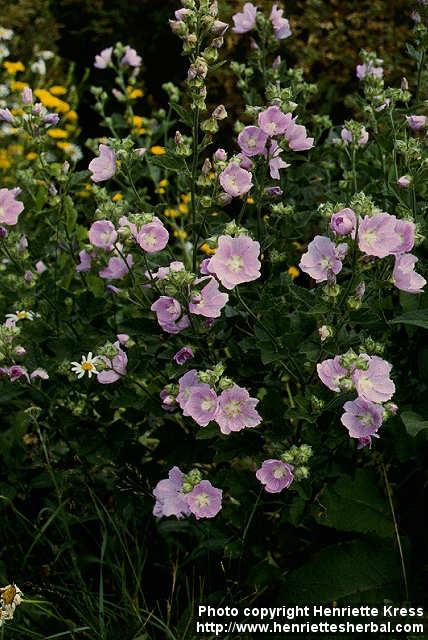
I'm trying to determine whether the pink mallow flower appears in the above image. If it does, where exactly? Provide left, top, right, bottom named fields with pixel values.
left=284, top=119, right=314, bottom=151
left=177, top=369, right=202, bottom=410
left=341, top=127, right=369, bottom=145
left=189, top=276, right=229, bottom=318
left=99, top=253, right=133, bottom=280
left=299, top=235, right=345, bottom=283
left=358, top=213, right=413, bottom=258
left=208, top=235, right=261, bottom=289
left=94, top=47, right=113, bottom=69
left=97, top=342, right=128, bottom=384
left=317, top=356, right=349, bottom=392
left=215, top=384, right=261, bottom=434
left=173, top=346, right=194, bottom=365
left=185, top=480, right=222, bottom=519
left=256, top=459, right=294, bottom=493
left=269, top=4, right=291, bottom=40
left=232, top=2, right=257, bottom=33
left=183, top=384, right=219, bottom=426
left=219, top=164, right=253, bottom=197
left=238, top=126, right=268, bottom=156
left=0, top=188, right=24, bottom=226
left=258, top=106, right=292, bottom=136
left=330, top=208, right=356, bottom=236
left=76, top=250, right=93, bottom=272
left=393, top=254, right=426, bottom=294
left=153, top=466, right=191, bottom=518
left=341, top=397, right=383, bottom=442
left=267, top=140, right=290, bottom=179
left=397, top=175, right=411, bottom=188
left=89, top=144, right=116, bottom=183
left=352, top=356, right=395, bottom=404
left=356, top=61, right=383, bottom=80
left=121, top=46, right=142, bottom=67
left=137, top=217, right=169, bottom=253
left=406, top=115, right=426, bottom=131
left=89, top=220, right=117, bottom=250
left=151, top=296, right=190, bottom=334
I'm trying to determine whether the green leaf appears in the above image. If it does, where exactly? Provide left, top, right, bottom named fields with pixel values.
left=401, top=410, right=428, bottom=437
left=280, top=539, right=402, bottom=603
left=391, top=309, right=428, bottom=329
left=149, top=152, right=188, bottom=174
left=315, top=469, right=393, bottom=537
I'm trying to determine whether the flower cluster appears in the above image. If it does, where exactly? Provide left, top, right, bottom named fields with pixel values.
left=256, top=444, right=312, bottom=493
left=153, top=467, right=222, bottom=519
left=170, top=364, right=262, bottom=434
left=318, top=350, right=397, bottom=448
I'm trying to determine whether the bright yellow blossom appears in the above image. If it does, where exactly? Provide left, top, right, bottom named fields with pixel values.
left=49, top=85, right=67, bottom=96
left=47, top=128, right=69, bottom=139
left=174, top=230, right=188, bottom=240
left=178, top=203, right=189, bottom=214
left=3, top=61, right=25, bottom=74
left=26, top=152, right=37, bottom=161
left=127, top=87, right=144, bottom=99
left=11, top=81, right=28, bottom=91
left=164, top=208, right=179, bottom=218
left=288, top=266, right=300, bottom=280
left=112, top=193, right=123, bottom=202
left=34, top=89, right=70, bottom=113
left=150, top=145, right=166, bottom=155
left=246, top=197, right=255, bottom=204
left=200, top=243, right=217, bottom=255
left=0, top=151, right=11, bottom=170
left=64, top=110, right=78, bottom=122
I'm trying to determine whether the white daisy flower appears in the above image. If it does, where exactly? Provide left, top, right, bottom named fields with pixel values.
left=5, top=310, right=35, bottom=323
left=0, top=28, right=14, bottom=41
left=70, top=352, right=100, bottom=379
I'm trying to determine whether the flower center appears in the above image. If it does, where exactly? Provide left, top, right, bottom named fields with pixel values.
left=247, top=136, right=256, bottom=148
left=195, top=492, right=210, bottom=507
left=362, top=230, right=377, bottom=246
left=82, top=362, right=95, bottom=371
left=227, top=255, right=244, bottom=272
left=359, top=411, right=374, bottom=427
left=16, top=311, right=28, bottom=319
left=320, top=256, right=332, bottom=269
left=224, top=399, right=242, bottom=417
left=201, top=398, right=215, bottom=412
left=273, top=466, right=285, bottom=479
left=265, top=122, right=276, bottom=136
left=144, top=233, right=156, bottom=246
left=226, top=176, right=237, bottom=188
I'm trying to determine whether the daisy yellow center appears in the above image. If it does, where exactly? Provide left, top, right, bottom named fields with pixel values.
left=224, top=400, right=242, bottom=417
left=16, top=311, right=28, bottom=318
left=195, top=492, right=210, bottom=507
left=82, top=362, right=95, bottom=371
left=227, top=255, right=244, bottom=272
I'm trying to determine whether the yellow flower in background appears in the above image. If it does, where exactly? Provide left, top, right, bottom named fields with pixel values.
left=26, top=152, right=37, bottom=161
left=150, top=145, right=165, bottom=155
left=288, top=266, right=299, bottom=280
left=181, top=193, right=191, bottom=204
left=112, top=193, right=123, bottom=202
left=200, top=243, right=216, bottom=255
left=49, top=85, right=67, bottom=96
left=8, top=144, right=23, bottom=155
left=47, top=128, right=69, bottom=139
left=77, top=183, right=92, bottom=198
left=127, top=87, right=144, bottom=99
left=132, top=115, right=143, bottom=128
left=178, top=202, right=188, bottom=214
left=56, top=141, right=71, bottom=150
left=246, top=197, right=255, bottom=204
left=0, top=150, right=11, bottom=170
left=11, top=80, right=28, bottom=91
left=3, top=61, right=25, bottom=74
left=174, top=229, right=188, bottom=240
left=64, top=110, right=78, bottom=122
left=164, top=208, right=179, bottom=218
left=34, top=89, right=70, bottom=113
